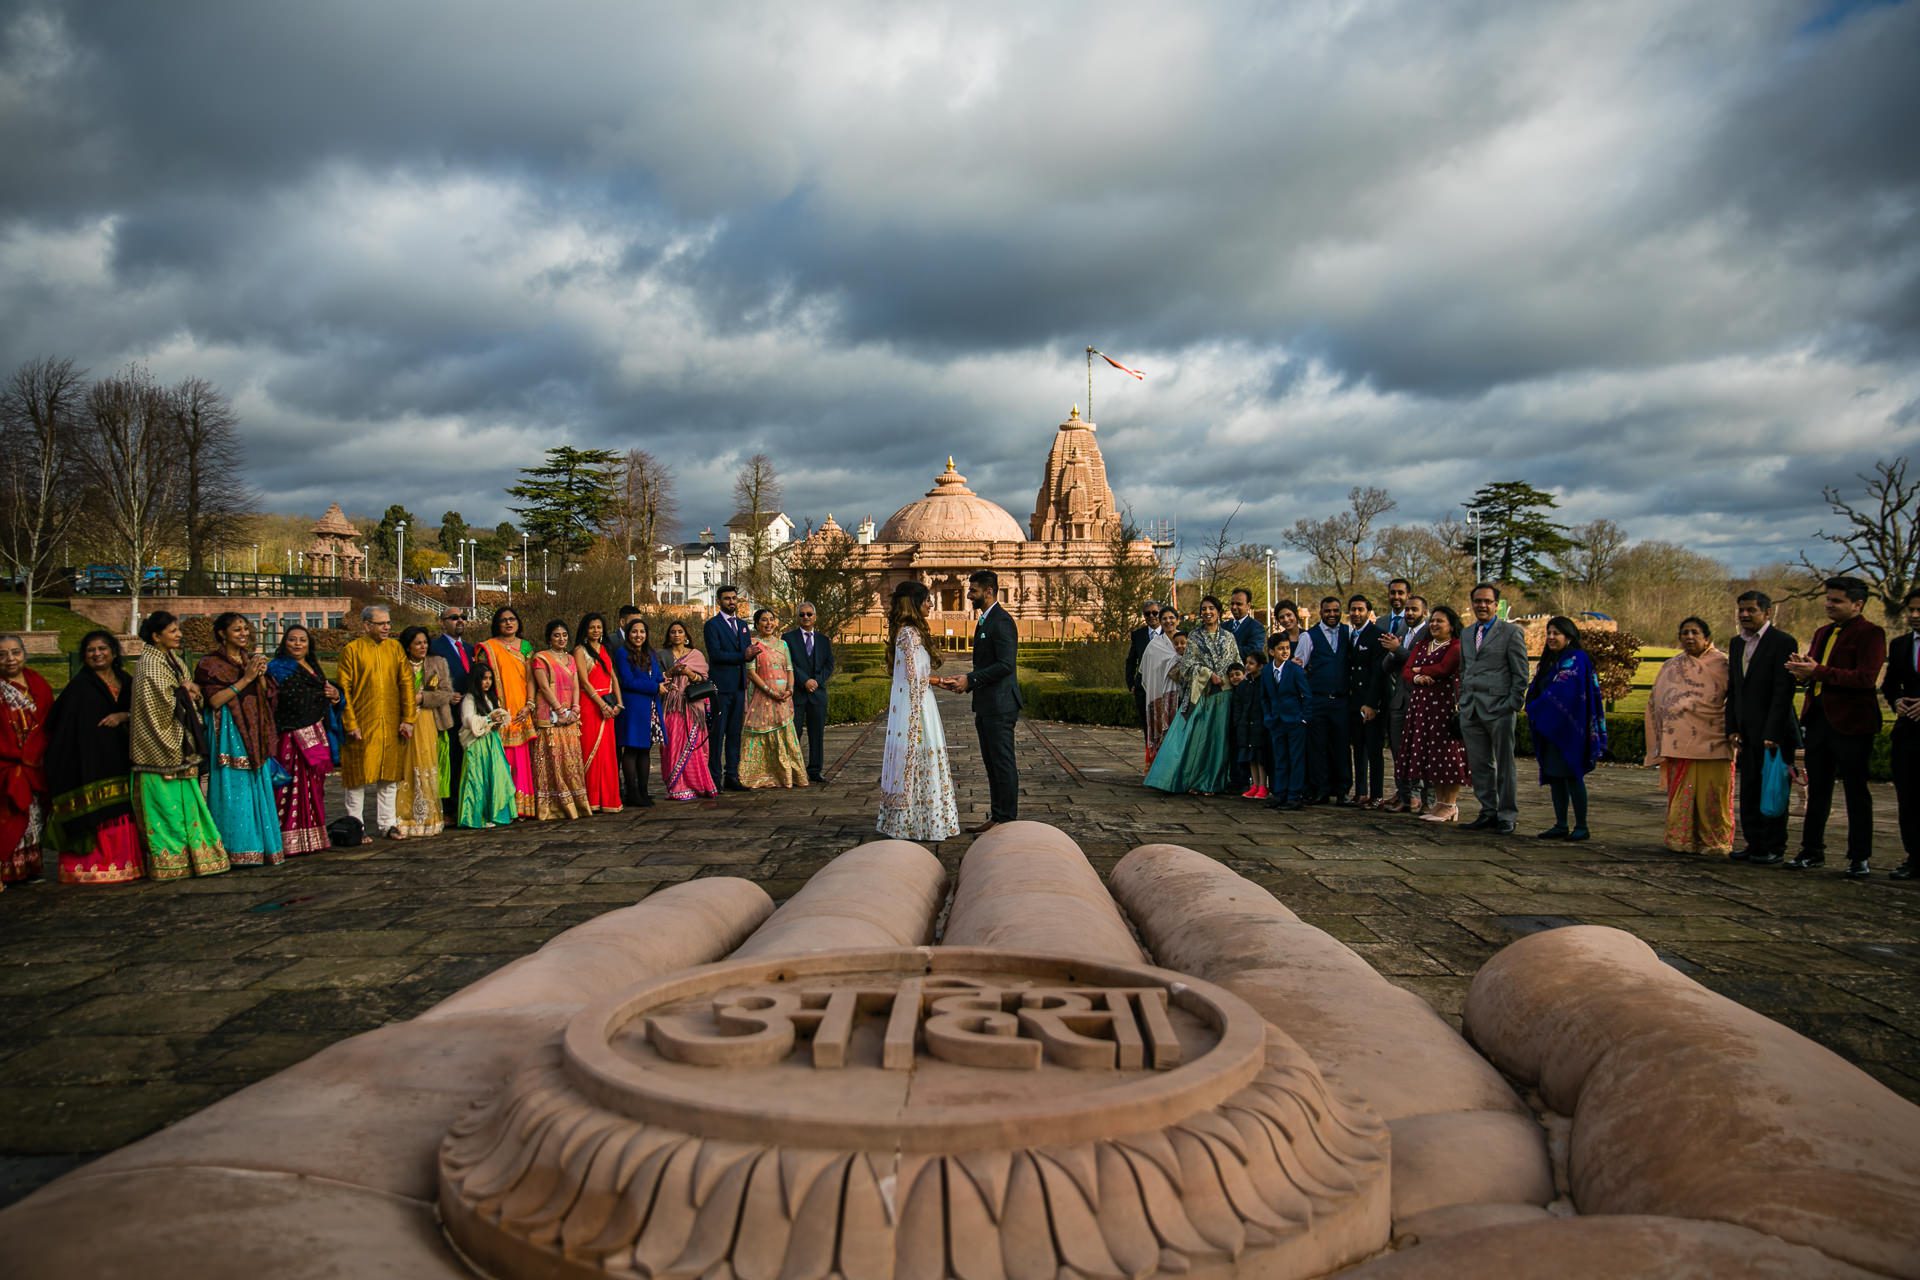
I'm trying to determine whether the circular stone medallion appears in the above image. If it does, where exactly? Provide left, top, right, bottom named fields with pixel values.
left=440, top=948, right=1390, bottom=1279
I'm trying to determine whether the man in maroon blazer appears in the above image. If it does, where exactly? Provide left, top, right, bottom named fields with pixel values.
left=1784, top=577, right=1887, bottom=877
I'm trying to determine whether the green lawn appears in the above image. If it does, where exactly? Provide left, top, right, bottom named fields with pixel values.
left=0, top=593, right=103, bottom=650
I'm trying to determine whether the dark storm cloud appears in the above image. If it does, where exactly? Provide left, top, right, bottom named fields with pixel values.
left=0, top=0, right=1914, bottom=571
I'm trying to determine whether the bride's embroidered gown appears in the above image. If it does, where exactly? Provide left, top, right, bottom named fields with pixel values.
left=877, top=626, right=959, bottom=842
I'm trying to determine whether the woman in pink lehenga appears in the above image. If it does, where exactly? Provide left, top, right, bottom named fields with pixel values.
left=658, top=620, right=718, bottom=800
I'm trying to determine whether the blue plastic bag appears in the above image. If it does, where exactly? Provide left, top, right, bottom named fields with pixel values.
left=1760, top=747, right=1792, bottom=819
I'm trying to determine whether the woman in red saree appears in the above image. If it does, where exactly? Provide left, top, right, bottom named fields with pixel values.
left=573, top=613, right=623, bottom=814
left=0, top=634, right=52, bottom=886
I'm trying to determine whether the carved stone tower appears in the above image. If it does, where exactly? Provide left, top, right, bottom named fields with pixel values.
left=1030, top=404, right=1122, bottom=542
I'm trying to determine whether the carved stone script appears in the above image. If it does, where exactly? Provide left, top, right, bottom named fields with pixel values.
left=646, top=976, right=1184, bottom=1071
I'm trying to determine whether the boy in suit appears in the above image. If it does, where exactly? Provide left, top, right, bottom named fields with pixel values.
left=1726, top=589, right=1799, bottom=864
left=1226, top=663, right=1263, bottom=798
left=1886, top=589, right=1920, bottom=880
left=1260, top=634, right=1309, bottom=810
left=1785, top=576, right=1887, bottom=876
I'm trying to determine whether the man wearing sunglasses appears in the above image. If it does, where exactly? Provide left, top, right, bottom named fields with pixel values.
left=785, top=603, right=835, bottom=783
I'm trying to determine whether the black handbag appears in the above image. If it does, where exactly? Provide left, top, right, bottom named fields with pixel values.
left=1447, top=710, right=1466, bottom=741
left=682, top=680, right=717, bottom=704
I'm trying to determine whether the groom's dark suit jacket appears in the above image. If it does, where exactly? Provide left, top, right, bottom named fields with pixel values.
left=968, top=604, right=1022, bottom=717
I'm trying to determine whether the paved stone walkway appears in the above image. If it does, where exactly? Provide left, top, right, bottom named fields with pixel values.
left=3, top=713, right=1917, bottom=1206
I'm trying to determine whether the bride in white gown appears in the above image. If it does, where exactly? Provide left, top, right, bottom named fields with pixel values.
left=877, top=581, right=959, bottom=842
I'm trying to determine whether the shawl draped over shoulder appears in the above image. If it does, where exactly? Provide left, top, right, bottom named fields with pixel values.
left=1524, top=648, right=1609, bottom=779
left=1645, top=646, right=1732, bottom=763
left=44, top=668, right=132, bottom=842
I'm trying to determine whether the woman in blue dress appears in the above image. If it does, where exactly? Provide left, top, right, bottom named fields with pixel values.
left=1145, top=596, right=1238, bottom=795
left=1523, top=615, right=1608, bottom=841
left=611, top=616, right=663, bottom=808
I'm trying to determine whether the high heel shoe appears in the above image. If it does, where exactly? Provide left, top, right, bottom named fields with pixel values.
left=1419, top=803, right=1458, bottom=823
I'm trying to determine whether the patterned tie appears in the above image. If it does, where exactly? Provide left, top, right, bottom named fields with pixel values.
left=804, top=632, right=813, bottom=656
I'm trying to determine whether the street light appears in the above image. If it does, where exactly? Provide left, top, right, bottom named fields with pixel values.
left=1464, top=509, right=1484, bottom=585
left=627, top=553, right=638, bottom=606
left=1263, top=547, right=1275, bottom=626
left=467, top=539, right=478, bottom=610
left=542, top=546, right=549, bottom=595
left=504, top=554, right=515, bottom=600
left=251, top=543, right=260, bottom=574
left=520, top=531, right=529, bottom=592
left=395, top=522, right=407, bottom=594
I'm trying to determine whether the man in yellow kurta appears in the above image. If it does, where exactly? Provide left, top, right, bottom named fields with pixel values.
left=337, top=605, right=416, bottom=839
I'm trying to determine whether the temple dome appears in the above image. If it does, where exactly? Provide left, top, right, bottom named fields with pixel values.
left=878, top=458, right=1027, bottom=544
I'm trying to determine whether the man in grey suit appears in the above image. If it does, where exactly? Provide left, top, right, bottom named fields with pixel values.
left=1457, top=582, right=1530, bottom=833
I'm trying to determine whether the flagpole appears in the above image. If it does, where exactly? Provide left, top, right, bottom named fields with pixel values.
left=1085, top=346, right=1094, bottom=425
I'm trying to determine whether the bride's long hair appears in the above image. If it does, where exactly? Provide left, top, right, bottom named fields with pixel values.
left=886, top=581, right=943, bottom=671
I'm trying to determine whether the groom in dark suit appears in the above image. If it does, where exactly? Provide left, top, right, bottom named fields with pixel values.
left=703, top=585, right=751, bottom=791
left=937, top=569, right=1022, bottom=833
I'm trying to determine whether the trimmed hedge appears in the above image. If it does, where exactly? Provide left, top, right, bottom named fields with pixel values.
left=828, top=680, right=890, bottom=724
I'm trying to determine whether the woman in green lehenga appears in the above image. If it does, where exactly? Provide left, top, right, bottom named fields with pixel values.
left=457, top=661, right=517, bottom=828
left=1144, top=595, right=1237, bottom=795
left=739, top=609, right=809, bottom=790
left=129, top=611, right=229, bottom=880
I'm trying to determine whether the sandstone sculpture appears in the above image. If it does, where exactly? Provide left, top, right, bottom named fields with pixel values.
left=1, top=824, right=1915, bottom=1279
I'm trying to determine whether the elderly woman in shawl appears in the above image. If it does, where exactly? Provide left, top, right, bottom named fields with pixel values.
left=1523, top=616, right=1608, bottom=842
left=130, top=612, right=228, bottom=880
left=194, top=612, right=283, bottom=867
left=45, top=630, right=142, bottom=885
left=1140, top=605, right=1184, bottom=771
left=267, top=625, right=339, bottom=855
left=1645, top=616, right=1735, bottom=855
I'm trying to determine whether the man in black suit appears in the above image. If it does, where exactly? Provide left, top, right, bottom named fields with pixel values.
left=784, top=601, right=835, bottom=783
left=1345, top=594, right=1389, bottom=806
left=1886, top=589, right=1920, bottom=880
left=936, top=569, right=1022, bottom=833
left=1125, top=601, right=1159, bottom=749
left=1726, top=589, right=1799, bottom=865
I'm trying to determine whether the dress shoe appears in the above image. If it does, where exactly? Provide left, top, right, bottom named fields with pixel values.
left=965, top=820, right=999, bottom=835
left=1844, top=860, right=1872, bottom=879
left=1746, top=851, right=1784, bottom=866
left=1784, top=854, right=1825, bottom=870
left=1567, top=827, right=1590, bottom=841
left=724, top=780, right=748, bottom=793
left=807, top=773, right=827, bottom=784
left=1495, top=820, right=1517, bottom=835
left=1728, top=848, right=1752, bottom=862
left=1464, top=813, right=1497, bottom=831
left=1892, top=861, right=1916, bottom=880
left=1536, top=826, right=1570, bottom=840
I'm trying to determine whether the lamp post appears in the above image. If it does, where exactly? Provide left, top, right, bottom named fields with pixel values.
left=395, top=522, right=407, bottom=594
left=504, top=554, right=515, bottom=601
left=1465, top=509, right=1484, bottom=585
left=251, top=543, right=260, bottom=574
left=627, top=553, right=638, bottom=606
left=467, top=539, right=478, bottom=610
left=1263, top=547, right=1275, bottom=626
left=520, top=532, right=529, bottom=592
left=542, top=546, right=549, bottom=595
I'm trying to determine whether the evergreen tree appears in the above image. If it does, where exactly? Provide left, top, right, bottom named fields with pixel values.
left=1460, top=481, right=1573, bottom=585
left=438, top=510, right=468, bottom=554
left=372, top=503, right=417, bottom=567
left=506, top=446, right=620, bottom=558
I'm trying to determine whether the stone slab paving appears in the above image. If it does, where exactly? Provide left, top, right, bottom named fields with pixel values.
left=3, top=713, right=1917, bottom=1207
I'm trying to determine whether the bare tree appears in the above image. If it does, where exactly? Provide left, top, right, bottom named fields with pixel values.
left=1551, top=518, right=1630, bottom=614
left=1796, top=457, right=1918, bottom=621
left=783, top=523, right=878, bottom=641
left=1084, top=512, right=1167, bottom=642
left=730, top=453, right=784, bottom=601
left=1371, top=517, right=1476, bottom=607
left=1191, top=503, right=1243, bottom=604
left=81, top=367, right=182, bottom=632
left=0, top=357, right=89, bottom=629
left=169, top=377, right=258, bottom=587
left=1281, top=487, right=1396, bottom=596
left=611, top=449, right=679, bottom=603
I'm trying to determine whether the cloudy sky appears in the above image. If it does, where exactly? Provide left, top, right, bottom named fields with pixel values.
left=2, top=0, right=1914, bottom=574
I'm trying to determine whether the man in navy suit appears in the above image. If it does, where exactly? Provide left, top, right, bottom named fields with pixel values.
left=935, top=569, right=1022, bottom=833
left=784, top=601, right=835, bottom=783
left=430, top=605, right=474, bottom=822
left=1225, top=589, right=1265, bottom=662
left=703, top=584, right=751, bottom=791
left=1292, top=596, right=1353, bottom=804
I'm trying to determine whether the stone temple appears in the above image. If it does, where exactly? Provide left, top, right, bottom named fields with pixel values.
left=810, top=407, right=1158, bottom=638
left=6, top=822, right=1915, bottom=1277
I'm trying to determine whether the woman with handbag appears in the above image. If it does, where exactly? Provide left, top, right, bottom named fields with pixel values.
left=267, top=625, right=340, bottom=856
left=1404, top=605, right=1471, bottom=823
left=130, top=611, right=228, bottom=880
left=611, top=616, right=664, bottom=807
left=656, top=620, right=718, bottom=801
left=194, top=612, right=284, bottom=867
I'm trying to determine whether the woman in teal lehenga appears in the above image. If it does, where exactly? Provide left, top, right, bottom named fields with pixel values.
left=1145, top=596, right=1237, bottom=795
